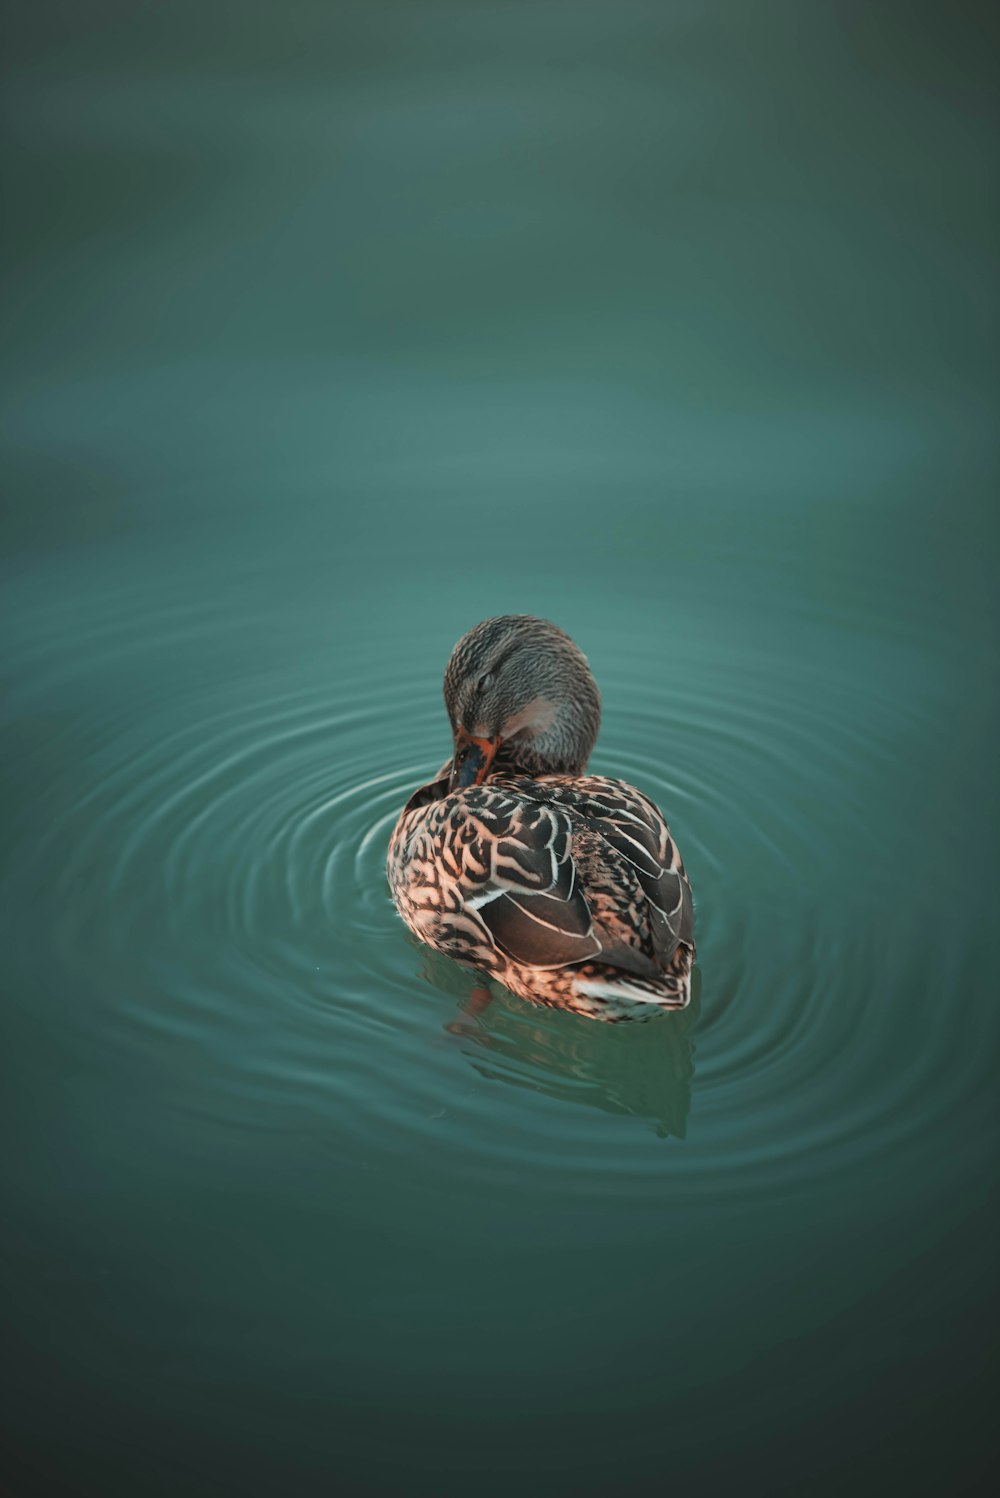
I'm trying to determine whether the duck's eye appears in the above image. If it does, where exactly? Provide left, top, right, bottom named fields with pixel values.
left=477, top=672, right=494, bottom=694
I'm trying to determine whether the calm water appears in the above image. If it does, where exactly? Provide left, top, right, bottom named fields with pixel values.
left=2, top=5, right=998, bottom=1494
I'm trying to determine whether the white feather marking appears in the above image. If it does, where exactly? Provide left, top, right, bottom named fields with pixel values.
left=466, top=889, right=504, bottom=910
left=573, top=978, right=687, bottom=1007
left=505, top=895, right=591, bottom=936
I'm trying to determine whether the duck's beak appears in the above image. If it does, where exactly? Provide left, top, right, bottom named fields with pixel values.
left=449, top=728, right=500, bottom=791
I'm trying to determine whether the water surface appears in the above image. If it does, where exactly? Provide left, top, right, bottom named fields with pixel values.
left=2, top=4, right=998, bottom=1495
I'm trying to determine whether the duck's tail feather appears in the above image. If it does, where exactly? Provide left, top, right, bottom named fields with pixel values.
left=571, top=944, right=693, bottom=1014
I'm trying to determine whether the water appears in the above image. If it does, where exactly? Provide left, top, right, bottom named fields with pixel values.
left=2, top=4, right=998, bottom=1494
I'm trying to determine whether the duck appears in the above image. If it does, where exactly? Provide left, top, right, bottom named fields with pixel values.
left=387, top=615, right=695, bottom=1022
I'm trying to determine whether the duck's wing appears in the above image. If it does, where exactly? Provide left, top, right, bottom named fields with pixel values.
left=453, top=781, right=687, bottom=982
left=463, top=790, right=604, bottom=970
left=528, top=777, right=695, bottom=967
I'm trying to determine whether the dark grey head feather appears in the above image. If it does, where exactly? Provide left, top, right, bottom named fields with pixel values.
left=443, top=615, right=601, bottom=777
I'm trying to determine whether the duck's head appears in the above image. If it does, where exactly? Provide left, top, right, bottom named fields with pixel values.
left=443, top=615, right=601, bottom=790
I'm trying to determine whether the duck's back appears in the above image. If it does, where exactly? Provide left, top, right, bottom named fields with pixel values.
left=388, top=769, right=694, bottom=1020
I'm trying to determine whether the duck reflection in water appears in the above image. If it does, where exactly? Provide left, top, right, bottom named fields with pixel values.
left=415, top=943, right=700, bottom=1140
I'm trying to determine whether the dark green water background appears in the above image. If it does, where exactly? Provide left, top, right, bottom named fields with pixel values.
left=2, top=4, right=998, bottom=1494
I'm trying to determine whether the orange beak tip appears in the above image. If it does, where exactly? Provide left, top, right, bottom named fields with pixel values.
left=450, top=730, right=500, bottom=791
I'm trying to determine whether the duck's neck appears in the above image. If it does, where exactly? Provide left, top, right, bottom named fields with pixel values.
left=499, top=687, right=599, bottom=778
left=488, top=738, right=589, bottom=781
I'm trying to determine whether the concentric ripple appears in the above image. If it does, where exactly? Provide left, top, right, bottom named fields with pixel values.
left=2, top=556, right=992, bottom=1205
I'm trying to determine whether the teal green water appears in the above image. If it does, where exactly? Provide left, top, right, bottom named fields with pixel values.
left=2, top=4, right=998, bottom=1494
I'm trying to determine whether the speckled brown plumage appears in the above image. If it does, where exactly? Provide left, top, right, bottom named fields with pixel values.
left=387, top=616, right=696, bottom=1023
